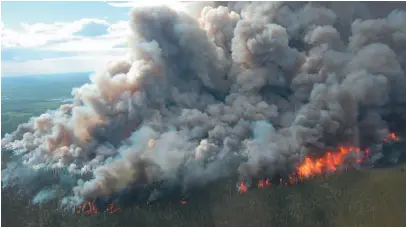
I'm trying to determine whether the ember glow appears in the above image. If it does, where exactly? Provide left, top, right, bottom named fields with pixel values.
left=294, top=132, right=400, bottom=180
left=3, top=2, right=406, bottom=211
left=297, top=146, right=362, bottom=178
left=76, top=201, right=120, bottom=215
left=105, top=203, right=121, bottom=214
left=257, top=179, right=272, bottom=189
left=296, top=132, right=400, bottom=178
left=238, top=181, right=248, bottom=194
left=258, top=180, right=265, bottom=188
left=384, top=132, right=400, bottom=142
left=73, top=132, right=401, bottom=202
left=239, top=132, right=401, bottom=194
left=76, top=201, right=99, bottom=215
left=238, top=146, right=364, bottom=194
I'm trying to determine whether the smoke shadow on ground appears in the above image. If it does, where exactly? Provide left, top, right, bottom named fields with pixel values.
left=4, top=168, right=405, bottom=227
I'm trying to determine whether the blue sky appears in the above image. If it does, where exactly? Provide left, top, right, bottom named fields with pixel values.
left=1, top=1, right=135, bottom=76
left=1, top=1, right=196, bottom=76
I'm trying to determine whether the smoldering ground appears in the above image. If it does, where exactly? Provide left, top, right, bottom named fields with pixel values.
left=2, top=1, right=406, bottom=211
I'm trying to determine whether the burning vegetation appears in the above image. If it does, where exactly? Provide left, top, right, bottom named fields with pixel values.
left=237, top=132, right=401, bottom=195
left=76, top=201, right=121, bottom=215
left=76, top=132, right=402, bottom=213
left=2, top=2, right=406, bottom=215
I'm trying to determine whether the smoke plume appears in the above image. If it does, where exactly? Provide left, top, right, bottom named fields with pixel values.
left=2, top=1, right=406, bottom=210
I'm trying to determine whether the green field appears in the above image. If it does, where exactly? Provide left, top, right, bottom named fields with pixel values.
left=1, top=73, right=406, bottom=227
left=2, top=170, right=406, bottom=227
left=1, top=73, right=90, bottom=137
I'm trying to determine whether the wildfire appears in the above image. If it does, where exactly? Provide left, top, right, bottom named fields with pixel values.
left=239, top=181, right=248, bottom=194
left=297, top=146, right=362, bottom=178
left=76, top=201, right=120, bottom=215
left=258, top=180, right=264, bottom=188
left=75, top=133, right=400, bottom=204
left=266, top=179, right=271, bottom=186
left=76, top=201, right=99, bottom=215
left=242, top=132, right=400, bottom=193
left=384, top=132, right=399, bottom=142
left=106, top=203, right=121, bottom=214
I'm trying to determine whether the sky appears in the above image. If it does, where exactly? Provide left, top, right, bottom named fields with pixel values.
left=1, top=1, right=184, bottom=76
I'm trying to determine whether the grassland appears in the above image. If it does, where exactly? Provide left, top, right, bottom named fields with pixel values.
left=2, top=73, right=406, bottom=227
left=1, top=73, right=90, bottom=137
left=2, top=169, right=405, bottom=227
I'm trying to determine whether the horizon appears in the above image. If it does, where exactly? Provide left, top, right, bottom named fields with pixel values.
left=1, top=1, right=183, bottom=77
left=1, top=71, right=92, bottom=78
left=1, top=1, right=130, bottom=76
left=1, top=1, right=194, bottom=77
left=2, top=2, right=406, bottom=227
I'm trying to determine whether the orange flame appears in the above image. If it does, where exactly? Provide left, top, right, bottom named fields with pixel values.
left=77, top=133, right=400, bottom=207
left=254, top=132, right=400, bottom=190
left=384, top=132, right=399, bottom=142
left=265, top=179, right=271, bottom=186
left=76, top=201, right=120, bottom=215
left=75, top=200, right=99, bottom=215
left=105, top=203, right=121, bottom=214
left=258, top=180, right=265, bottom=188
left=296, top=132, right=399, bottom=179
left=297, top=146, right=361, bottom=178
left=289, top=175, right=297, bottom=185
left=239, top=181, right=248, bottom=194
left=257, top=179, right=273, bottom=188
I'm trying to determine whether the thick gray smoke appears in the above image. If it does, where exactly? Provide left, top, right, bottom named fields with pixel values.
left=2, top=2, right=406, bottom=209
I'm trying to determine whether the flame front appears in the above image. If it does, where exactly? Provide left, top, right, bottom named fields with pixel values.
left=254, top=132, right=400, bottom=190
left=239, top=181, right=247, bottom=194
left=297, top=146, right=361, bottom=178
left=76, top=201, right=120, bottom=215
left=296, top=132, right=400, bottom=179
left=76, top=200, right=99, bottom=215
left=75, top=133, right=400, bottom=205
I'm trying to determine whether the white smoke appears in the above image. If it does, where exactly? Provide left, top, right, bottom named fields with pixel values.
left=2, top=2, right=406, bottom=209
